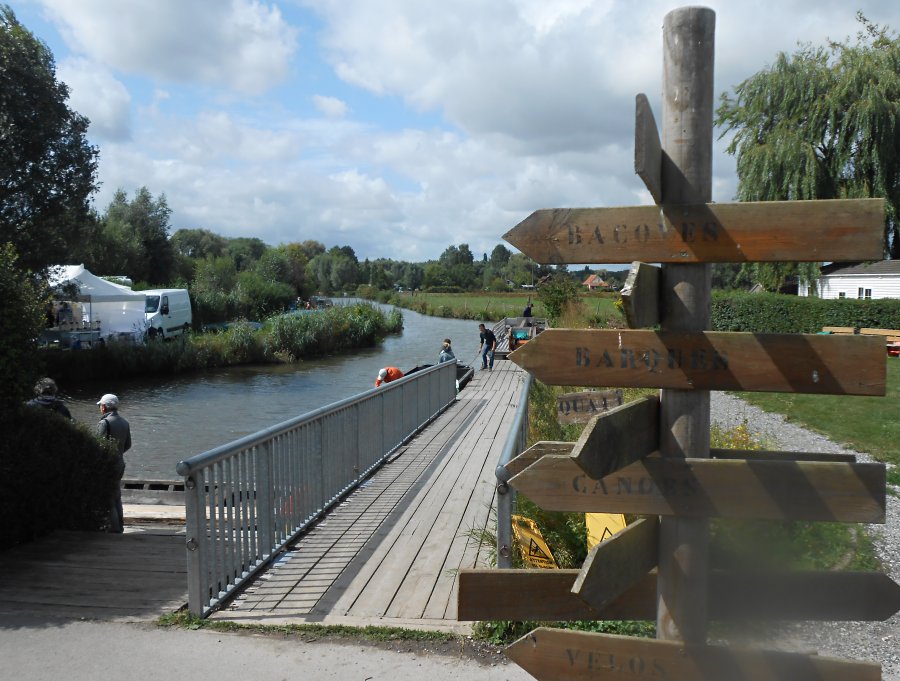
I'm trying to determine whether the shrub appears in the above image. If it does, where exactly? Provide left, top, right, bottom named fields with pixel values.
left=0, top=406, right=121, bottom=547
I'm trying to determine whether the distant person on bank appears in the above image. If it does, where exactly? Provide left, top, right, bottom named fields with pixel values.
left=522, top=302, right=532, bottom=318
left=26, top=378, right=72, bottom=419
left=97, top=393, right=131, bottom=534
left=438, top=339, right=455, bottom=363
left=478, top=323, right=497, bottom=371
left=375, top=367, right=404, bottom=387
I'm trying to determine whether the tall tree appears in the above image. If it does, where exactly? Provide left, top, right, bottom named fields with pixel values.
left=717, top=14, right=900, bottom=290
left=0, top=6, right=98, bottom=272
left=100, top=187, right=175, bottom=284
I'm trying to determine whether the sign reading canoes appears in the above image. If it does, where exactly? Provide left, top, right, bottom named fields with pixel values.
left=557, top=389, right=624, bottom=425
left=505, top=628, right=881, bottom=681
left=509, top=455, right=886, bottom=522
left=502, top=199, right=885, bottom=264
left=509, top=329, right=886, bottom=395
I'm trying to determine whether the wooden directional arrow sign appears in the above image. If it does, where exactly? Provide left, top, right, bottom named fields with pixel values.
left=503, top=198, right=884, bottom=264
left=572, top=517, right=658, bottom=611
left=557, top=388, right=624, bottom=425
left=619, top=261, right=659, bottom=329
left=570, top=396, right=658, bottom=479
left=505, top=628, right=881, bottom=681
left=508, top=329, right=886, bottom=395
left=509, top=455, right=886, bottom=522
left=458, top=569, right=900, bottom=622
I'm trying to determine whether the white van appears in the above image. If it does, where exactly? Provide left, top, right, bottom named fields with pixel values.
left=144, top=289, right=192, bottom=339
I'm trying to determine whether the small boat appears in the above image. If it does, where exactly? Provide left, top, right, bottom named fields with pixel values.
left=493, top=316, right=548, bottom=359
left=404, top=362, right=474, bottom=390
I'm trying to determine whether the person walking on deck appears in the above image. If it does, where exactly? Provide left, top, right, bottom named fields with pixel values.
left=478, top=323, right=496, bottom=371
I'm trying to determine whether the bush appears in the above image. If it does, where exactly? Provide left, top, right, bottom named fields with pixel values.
left=0, top=407, right=121, bottom=547
left=711, top=291, right=900, bottom=333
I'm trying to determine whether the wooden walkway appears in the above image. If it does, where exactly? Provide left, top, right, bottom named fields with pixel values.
left=0, top=527, right=186, bottom=621
left=212, top=360, right=526, bottom=631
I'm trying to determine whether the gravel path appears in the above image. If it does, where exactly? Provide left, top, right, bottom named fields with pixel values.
left=711, top=392, right=900, bottom=679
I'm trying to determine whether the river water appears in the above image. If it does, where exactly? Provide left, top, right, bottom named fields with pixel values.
left=63, top=301, right=488, bottom=479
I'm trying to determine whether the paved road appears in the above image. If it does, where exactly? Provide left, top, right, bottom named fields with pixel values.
left=0, top=616, right=530, bottom=681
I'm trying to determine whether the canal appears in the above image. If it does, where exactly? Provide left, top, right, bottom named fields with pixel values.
left=64, top=302, right=489, bottom=478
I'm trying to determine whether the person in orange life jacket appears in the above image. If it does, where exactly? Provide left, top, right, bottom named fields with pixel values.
left=375, top=367, right=404, bottom=387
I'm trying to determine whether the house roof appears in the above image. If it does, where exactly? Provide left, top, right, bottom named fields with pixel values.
left=583, top=274, right=608, bottom=287
left=822, top=260, right=900, bottom=277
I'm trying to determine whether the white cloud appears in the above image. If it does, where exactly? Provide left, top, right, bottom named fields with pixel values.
left=57, top=57, right=132, bottom=142
left=38, top=0, right=298, bottom=95
left=312, top=95, right=349, bottom=118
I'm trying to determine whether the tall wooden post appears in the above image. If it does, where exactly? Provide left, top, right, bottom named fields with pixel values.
left=657, top=6, right=715, bottom=643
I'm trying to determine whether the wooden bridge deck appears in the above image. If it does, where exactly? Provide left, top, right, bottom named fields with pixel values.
left=212, top=360, right=526, bottom=631
left=0, top=361, right=526, bottom=631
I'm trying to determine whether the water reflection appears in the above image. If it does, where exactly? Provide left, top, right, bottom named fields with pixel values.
left=64, top=302, right=487, bottom=478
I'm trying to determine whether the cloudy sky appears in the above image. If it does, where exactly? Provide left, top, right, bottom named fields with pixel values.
left=9, top=0, right=900, bottom=263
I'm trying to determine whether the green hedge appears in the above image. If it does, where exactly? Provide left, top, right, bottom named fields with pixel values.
left=711, top=292, right=900, bottom=333
left=0, top=407, right=121, bottom=547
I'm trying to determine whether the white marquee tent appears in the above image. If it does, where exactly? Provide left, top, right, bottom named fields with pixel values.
left=49, top=264, right=147, bottom=337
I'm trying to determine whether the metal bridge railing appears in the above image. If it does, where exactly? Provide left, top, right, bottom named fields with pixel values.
left=494, top=372, right=533, bottom=568
left=176, top=361, right=458, bottom=617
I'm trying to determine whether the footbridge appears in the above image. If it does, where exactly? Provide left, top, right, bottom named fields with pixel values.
left=0, top=359, right=531, bottom=632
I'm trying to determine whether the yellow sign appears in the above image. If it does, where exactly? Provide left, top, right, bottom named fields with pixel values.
left=586, top=513, right=627, bottom=550
left=511, top=514, right=558, bottom=569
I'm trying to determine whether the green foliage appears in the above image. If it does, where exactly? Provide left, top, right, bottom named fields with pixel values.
left=537, top=272, right=582, bottom=322
left=41, top=304, right=402, bottom=381
left=711, top=290, right=900, bottom=332
left=0, top=244, right=48, bottom=408
left=0, top=5, right=99, bottom=272
left=0, top=406, right=120, bottom=546
left=717, top=14, right=900, bottom=264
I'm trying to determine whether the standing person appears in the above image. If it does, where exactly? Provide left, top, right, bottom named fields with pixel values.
left=25, top=378, right=72, bottom=419
left=522, top=302, right=533, bottom=318
left=97, top=394, right=131, bottom=534
left=375, top=367, right=404, bottom=387
left=438, top=338, right=455, bottom=363
left=478, top=323, right=497, bottom=371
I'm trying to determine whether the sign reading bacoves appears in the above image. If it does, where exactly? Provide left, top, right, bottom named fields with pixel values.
left=509, top=455, right=886, bottom=522
left=510, top=329, right=886, bottom=396
left=503, top=199, right=884, bottom=264
left=505, top=628, right=881, bottom=681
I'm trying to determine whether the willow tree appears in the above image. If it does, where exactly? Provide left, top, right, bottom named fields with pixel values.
left=716, top=14, right=900, bottom=291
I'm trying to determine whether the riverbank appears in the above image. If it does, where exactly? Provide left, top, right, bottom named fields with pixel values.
left=40, top=302, right=403, bottom=383
left=361, top=289, right=622, bottom=325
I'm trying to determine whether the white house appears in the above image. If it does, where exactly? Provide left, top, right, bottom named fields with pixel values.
left=799, top=260, right=900, bottom=299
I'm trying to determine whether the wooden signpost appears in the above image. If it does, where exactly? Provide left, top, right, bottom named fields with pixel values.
left=505, top=629, right=881, bottom=681
left=557, top=388, right=625, bottom=425
left=502, top=199, right=885, bottom=265
left=457, top=6, right=899, bottom=679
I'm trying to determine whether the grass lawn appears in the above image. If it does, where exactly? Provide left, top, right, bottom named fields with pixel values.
left=391, top=291, right=622, bottom=324
left=737, top=358, right=900, bottom=484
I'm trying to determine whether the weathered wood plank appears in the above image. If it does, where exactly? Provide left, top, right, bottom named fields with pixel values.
left=502, top=199, right=885, bottom=264
left=457, top=569, right=900, bottom=622
left=510, top=455, right=886, bottom=522
left=572, top=517, right=658, bottom=611
left=620, top=261, right=660, bottom=329
left=505, top=628, right=881, bottom=681
left=557, top=389, right=624, bottom=425
left=634, top=94, right=663, bottom=204
left=570, top=396, right=658, bottom=480
left=505, top=441, right=575, bottom=478
left=509, top=329, right=886, bottom=395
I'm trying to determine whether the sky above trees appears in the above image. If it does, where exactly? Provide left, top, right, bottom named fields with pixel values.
left=8, top=0, right=900, bottom=262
